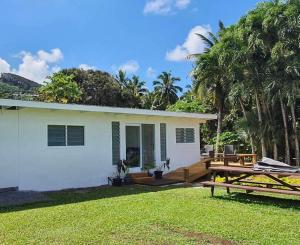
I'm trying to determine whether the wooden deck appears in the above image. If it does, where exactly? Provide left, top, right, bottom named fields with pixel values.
left=129, top=158, right=213, bottom=186
left=128, top=158, right=256, bottom=186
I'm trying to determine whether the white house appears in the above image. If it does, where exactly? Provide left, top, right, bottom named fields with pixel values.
left=0, top=99, right=217, bottom=191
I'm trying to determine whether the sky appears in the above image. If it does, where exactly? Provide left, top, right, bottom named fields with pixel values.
left=0, top=0, right=264, bottom=91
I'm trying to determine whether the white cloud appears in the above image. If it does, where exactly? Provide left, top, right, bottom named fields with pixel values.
left=143, top=0, right=191, bottom=15
left=166, top=25, right=211, bottom=62
left=0, top=58, right=11, bottom=73
left=79, top=64, right=96, bottom=70
left=175, top=0, right=191, bottom=9
left=146, top=67, right=156, bottom=78
left=118, top=60, right=140, bottom=74
left=37, top=48, right=63, bottom=63
left=0, top=48, right=63, bottom=83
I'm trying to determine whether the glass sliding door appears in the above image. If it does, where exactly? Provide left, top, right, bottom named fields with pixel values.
left=142, top=124, right=155, bottom=168
left=126, top=125, right=141, bottom=168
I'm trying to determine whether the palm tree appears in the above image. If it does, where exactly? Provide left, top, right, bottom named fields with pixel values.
left=192, top=21, right=227, bottom=153
left=128, top=75, right=148, bottom=97
left=152, top=71, right=182, bottom=110
left=188, top=20, right=225, bottom=59
left=115, top=70, right=129, bottom=88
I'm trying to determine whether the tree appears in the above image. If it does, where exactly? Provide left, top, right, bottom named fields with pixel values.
left=38, top=73, right=82, bottom=103
left=60, top=68, right=138, bottom=107
left=192, top=21, right=228, bottom=154
left=152, top=71, right=182, bottom=110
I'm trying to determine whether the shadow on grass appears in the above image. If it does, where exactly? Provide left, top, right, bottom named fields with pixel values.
left=0, top=185, right=183, bottom=214
left=214, top=192, right=300, bottom=210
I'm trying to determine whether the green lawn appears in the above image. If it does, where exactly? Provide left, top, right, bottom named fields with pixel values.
left=0, top=186, right=299, bottom=245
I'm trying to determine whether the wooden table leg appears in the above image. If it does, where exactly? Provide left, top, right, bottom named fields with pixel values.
left=224, top=158, right=228, bottom=166
left=225, top=172, right=230, bottom=194
left=239, top=157, right=245, bottom=166
left=211, top=171, right=217, bottom=197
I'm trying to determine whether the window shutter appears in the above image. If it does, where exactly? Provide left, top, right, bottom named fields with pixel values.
left=67, top=126, right=84, bottom=146
left=160, top=123, right=167, bottom=161
left=112, top=122, right=120, bottom=165
left=185, top=128, right=195, bottom=143
left=176, top=128, right=185, bottom=143
left=48, top=125, right=66, bottom=146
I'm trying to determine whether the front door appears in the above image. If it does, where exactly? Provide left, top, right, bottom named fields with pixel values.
left=126, top=125, right=141, bottom=169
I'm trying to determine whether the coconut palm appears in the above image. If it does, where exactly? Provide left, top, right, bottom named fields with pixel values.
left=152, top=71, right=182, bottom=110
left=128, top=75, right=148, bottom=97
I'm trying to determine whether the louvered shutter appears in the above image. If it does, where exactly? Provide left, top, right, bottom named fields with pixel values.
left=112, top=122, right=120, bottom=165
left=160, top=123, right=167, bottom=161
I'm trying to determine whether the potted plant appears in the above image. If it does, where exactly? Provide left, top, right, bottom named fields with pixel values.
left=111, top=160, right=127, bottom=186
left=142, top=162, right=156, bottom=176
left=154, top=158, right=170, bottom=179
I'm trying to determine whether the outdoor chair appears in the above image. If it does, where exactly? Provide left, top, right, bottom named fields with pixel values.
left=201, top=145, right=214, bottom=158
left=223, top=145, right=238, bottom=165
left=223, top=145, right=236, bottom=156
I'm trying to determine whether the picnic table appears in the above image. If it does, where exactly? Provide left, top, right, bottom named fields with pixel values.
left=215, top=153, right=257, bottom=166
left=202, top=166, right=300, bottom=197
left=237, top=153, right=257, bottom=165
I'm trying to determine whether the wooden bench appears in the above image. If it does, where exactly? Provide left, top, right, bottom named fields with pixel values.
left=203, top=166, right=300, bottom=197
left=202, top=181, right=300, bottom=196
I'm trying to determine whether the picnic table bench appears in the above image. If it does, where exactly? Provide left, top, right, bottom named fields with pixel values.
left=202, top=166, right=300, bottom=197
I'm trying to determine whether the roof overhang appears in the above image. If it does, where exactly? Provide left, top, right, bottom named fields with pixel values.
left=0, top=99, right=217, bottom=121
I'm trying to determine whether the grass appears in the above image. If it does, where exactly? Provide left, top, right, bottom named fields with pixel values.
left=0, top=185, right=300, bottom=245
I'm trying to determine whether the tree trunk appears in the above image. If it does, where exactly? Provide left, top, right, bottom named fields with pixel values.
left=263, top=100, right=278, bottom=160
left=273, top=143, right=278, bottom=160
left=255, top=91, right=267, bottom=157
left=239, top=98, right=255, bottom=154
left=291, top=102, right=300, bottom=166
left=279, top=91, right=290, bottom=164
left=215, top=105, right=222, bottom=157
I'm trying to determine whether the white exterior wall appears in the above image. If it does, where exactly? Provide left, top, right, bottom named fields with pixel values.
left=0, top=108, right=202, bottom=191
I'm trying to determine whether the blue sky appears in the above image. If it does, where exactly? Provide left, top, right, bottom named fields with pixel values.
left=0, top=0, right=264, bottom=90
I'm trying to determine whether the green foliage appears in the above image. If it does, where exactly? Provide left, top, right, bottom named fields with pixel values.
left=192, top=0, right=300, bottom=161
left=167, top=97, right=206, bottom=113
left=38, top=73, right=82, bottom=103
left=0, top=82, right=19, bottom=99
left=152, top=71, right=183, bottom=110
left=210, top=131, right=251, bottom=153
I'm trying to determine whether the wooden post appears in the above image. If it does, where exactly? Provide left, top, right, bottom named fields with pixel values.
left=211, top=171, right=217, bottom=197
left=252, top=154, right=257, bottom=164
left=184, top=168, right=189, bottom=183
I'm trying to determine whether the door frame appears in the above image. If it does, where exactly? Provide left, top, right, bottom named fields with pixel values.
left=124, top=123, right=156, bottom=172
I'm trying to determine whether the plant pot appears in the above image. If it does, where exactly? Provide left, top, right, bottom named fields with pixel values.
left=112, top=177, right=122, bottom=186
left=154, top=170, right=163, bottom=179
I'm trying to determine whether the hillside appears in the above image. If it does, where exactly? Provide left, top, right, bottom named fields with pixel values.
left=0, top=73, right=40, bottom=91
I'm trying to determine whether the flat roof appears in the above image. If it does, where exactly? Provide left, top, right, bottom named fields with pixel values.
left=0, top=99, right=217, bottom=120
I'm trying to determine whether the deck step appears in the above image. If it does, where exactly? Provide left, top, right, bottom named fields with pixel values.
left=127, top=172, right=149, bottom=178
left=202, top=181, right=300, bottom=196
left=163, top=158, right=212, bottom=182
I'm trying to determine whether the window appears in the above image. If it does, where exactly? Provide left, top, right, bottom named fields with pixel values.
left=48, top=125, right=84, bottom=146
left=48, top=125, right=66, bottom=146
left=176, top=128, right=195, bottom=143
left=67, top=126, right=84, bottom=146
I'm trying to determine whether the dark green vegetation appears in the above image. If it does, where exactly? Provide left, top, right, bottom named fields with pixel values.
left=0, top=186, right=299, bottom=244
left=191, top=0, right=300, bottom=165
